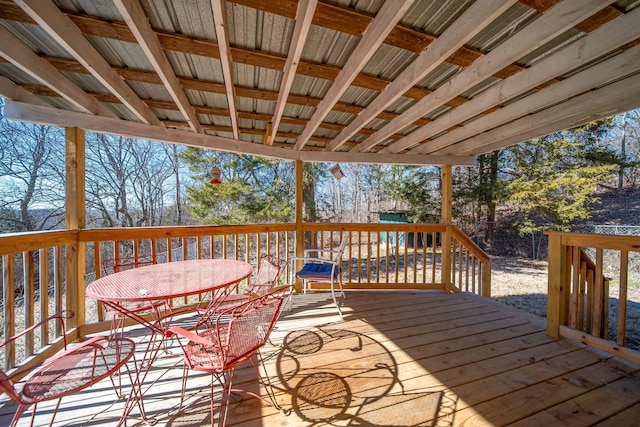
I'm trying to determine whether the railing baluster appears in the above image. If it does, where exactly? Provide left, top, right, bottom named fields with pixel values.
left=24, top=251, right=35, bottom=355
left=618, top=250, right=629, bottom=346
left=3, top=254, right=16, bottom=370
left=39, top=248, right=49, bottom=343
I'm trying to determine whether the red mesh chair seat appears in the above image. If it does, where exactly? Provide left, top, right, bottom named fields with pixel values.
left=0, top=312, right=136, bottom=427
left=21, top=337, right=135, bottom=402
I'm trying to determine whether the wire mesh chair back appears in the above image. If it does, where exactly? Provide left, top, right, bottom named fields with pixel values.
left=246, top=255, right=287, bottom=296
left=168, top=286, right=291, bottom=425
left=101, top=253, right=166, bottom=275
left=0, top=311, right=136, bottom=427
left=183, top=291, right=284, bottom=370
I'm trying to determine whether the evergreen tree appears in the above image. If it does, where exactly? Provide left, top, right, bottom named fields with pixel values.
left=182, top=148, right=295, bottom=224
left=383, top=165, right=441, bottom=223
left=504, top=120, right=616, bottom=257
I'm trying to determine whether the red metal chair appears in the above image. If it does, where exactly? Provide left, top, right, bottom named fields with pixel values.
left=0, top=311, right=136, bottom=427
left=101, top=255, right=168, bottom=338
left=167, top=286, right=291, bottom=426
left=213, top=254, right=287, bottom=313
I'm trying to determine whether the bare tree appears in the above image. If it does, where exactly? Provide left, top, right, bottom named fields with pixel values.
left=611, top=110, right=640, bottom=188
left=85, top=133, right=176, bottom=228
left=0, top=113, right=65, bottom=232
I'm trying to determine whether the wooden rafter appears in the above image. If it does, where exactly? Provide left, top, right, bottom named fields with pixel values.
left=328, top=0, right=518, bottom=153
left=427, top=43, right=640, bottom=156
left=293, top=0, right=415, bottom=151
left=13, top=0, right=159, bottom=125
left=268, top=0, right=318, bottom=146
left=408, top=8, right=640, bottom=155
left=442, top=72, right=640, bottom=156
left=0, top=75, right=50, bottom=106
left=113, top=0, right=202, bottom=133
left=211, top=0, right=239, bottom=139
left=358, top=0, right=615, bottom=154
left=0, top=27, right=115, bottom=117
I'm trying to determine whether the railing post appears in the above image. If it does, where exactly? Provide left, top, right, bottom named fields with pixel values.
left=65, top=127, right=86, bottom=330
left=547, top=232, right=567, bottom=339
left=294, top=160, right=304, bottom=294
left=441, top=165, right=453, bottom=292
left=481, top=258, right=491, bottom=298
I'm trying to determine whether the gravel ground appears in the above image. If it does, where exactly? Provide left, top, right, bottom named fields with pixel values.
left=490, top=255, right=640, bottom=351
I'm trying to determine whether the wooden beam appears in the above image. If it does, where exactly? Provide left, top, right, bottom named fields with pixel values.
left=294, top=0, right=415, bottom=150
left=335, top=0, right=518, bottom=153
left=0, top=75, right=51, bottom=106
left=364, top=0, right=615, bottom=153
left=16, top=82, right=417, bottom=142
left=423, top=40, right=640, bottom=155
left=269, top=0, right=317, bottom=146
left=3, top=101, right=472, bottom=166
left=439, top=72, right=640, bottom=156
left=388, top=6, right=640, bottom=155
left=33, top=55, right=426, bottom=124
left=14, top=0, right=160, bottom=125
left=297, top=150, right=473, bottom=166
left=211, top=0, right=239, bottom=139
left=113, top=0, right=202, bottom=133
left=0, top=27, right=115, bottom=118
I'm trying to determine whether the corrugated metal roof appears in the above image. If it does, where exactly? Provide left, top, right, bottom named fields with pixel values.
left=0, top=0, right=637, bottom=165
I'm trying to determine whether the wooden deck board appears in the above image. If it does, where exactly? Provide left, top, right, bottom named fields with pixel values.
left=1, top=291, right=639, bottom=426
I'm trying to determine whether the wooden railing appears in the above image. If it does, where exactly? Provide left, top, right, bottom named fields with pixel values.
left=547, top=232, right=640, bottom=364
left=0, top=222, right=489, bottom=373
left=0, top=230, right=75, bottom=373
left=451, top=226, right=492, bottom=297
left=299, top=224, right=490, bottom=295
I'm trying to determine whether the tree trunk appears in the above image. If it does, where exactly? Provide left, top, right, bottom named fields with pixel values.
left=303, top=164, right=318, bottom=222
left=484, top=151, right=499, bottom=246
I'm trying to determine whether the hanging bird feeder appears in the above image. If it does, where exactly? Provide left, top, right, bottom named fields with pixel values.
left=209, top=167, right=222, bottom=185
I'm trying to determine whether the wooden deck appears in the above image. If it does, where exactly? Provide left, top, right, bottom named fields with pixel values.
left=2, top=291, right=640, bottom=426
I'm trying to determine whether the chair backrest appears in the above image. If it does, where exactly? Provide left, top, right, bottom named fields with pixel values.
left=247, top=255, right=287, bottom=295
left=0, top=311, right=72, bottom=400
left=102, top=254, right=166, bottom=275
left=216, top=288, right=288, bottom=367
left=332, top=235, right=349, bottom=262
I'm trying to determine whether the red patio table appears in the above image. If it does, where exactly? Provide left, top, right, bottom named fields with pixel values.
left=86, top=259, right=253, bottom=424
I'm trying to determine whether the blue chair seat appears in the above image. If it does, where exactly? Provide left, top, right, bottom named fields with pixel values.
left=296, top=263, right=339, bottom=280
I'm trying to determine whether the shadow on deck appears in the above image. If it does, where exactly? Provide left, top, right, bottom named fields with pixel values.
left=2, top=292, right=640, bottom=426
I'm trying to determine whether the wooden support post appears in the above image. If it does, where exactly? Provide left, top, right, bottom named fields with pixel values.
left=547, top=232, right=567, bottom=339
left=65, top=127, right=86, bottom=329
left=294, top=160, right=304, bottom=294
left=441, top=165, right=453, bottom=292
